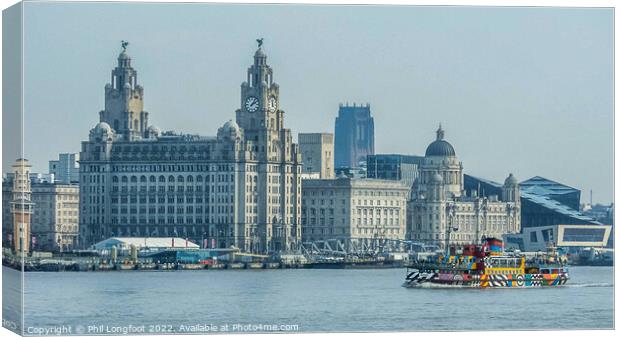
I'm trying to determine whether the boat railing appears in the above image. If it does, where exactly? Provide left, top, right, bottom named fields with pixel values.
left=406, top=260, right=476, bottom=271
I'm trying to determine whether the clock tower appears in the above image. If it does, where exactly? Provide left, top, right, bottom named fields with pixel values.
left=99, top=41, right=149, bottom=141
left=236, top=41, right=285, bottom=159
left=235, top=40, right=302, bottom=252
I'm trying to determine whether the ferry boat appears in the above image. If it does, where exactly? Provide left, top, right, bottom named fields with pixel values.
left=404, top=238, right=569, bottom=288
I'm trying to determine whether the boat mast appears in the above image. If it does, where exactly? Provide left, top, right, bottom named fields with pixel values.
left=445, top=202, right=458, bottom=256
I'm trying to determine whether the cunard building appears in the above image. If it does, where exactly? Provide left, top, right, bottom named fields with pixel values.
left=79, top=42, right=302, bottom=253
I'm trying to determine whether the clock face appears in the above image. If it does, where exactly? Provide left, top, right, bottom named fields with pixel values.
left=268, top=97, right=277, bottom=112
left=245, top=96, right=259, bottom=112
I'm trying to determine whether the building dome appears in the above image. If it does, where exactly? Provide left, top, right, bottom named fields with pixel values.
left=504, top=173, right=518, bottom=186
left=218, top=120, right=243, bottom=139
left=425, top=140, right=456, bottom=157
left=425, top=125, right=456, bottom=157
left=223, top=119, right=240, bottom=132
left=94, top=122, right=113, bottom=134
left=147, top=125, right=161, bottom=136
left=118, top=51, right=131, bottom=60
left=254, top=48, right=266, bottom=58
left=90, top=121, right=114, bottom=141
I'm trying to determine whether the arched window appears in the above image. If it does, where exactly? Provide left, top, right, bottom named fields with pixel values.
left=187, top=176, right=194, bottom=183
left=140, top=176, right=147, bottom=183
left=168, top=175, right=175, bottom=183
left=159, top=175, right=165, bottom=183
left=149, top=176, right=156, bottom=183
left=196, top=176, right=203, bottom=183
left=112, top=176, right=119, bottom=183
left=130, top=176, right=137, bottom=183
left=121, top=176, right=128, bottom=183
left=178, top=176, right=184, bottom=183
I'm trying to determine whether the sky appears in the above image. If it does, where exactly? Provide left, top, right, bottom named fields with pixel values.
left=13, top=3, right=614, bottom=203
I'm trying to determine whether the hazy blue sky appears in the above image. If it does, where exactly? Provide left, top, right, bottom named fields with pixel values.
left=18, top=3, right=613, bottom=203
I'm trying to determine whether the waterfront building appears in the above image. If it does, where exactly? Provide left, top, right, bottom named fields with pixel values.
left=583, top=203, right=614, bottom=226
left=334, top=103, right=374, bottom=169
left=407, top=126, right=520, bottom=248
left=30, top=183, right=80, bottom=251
left=92, top=237, right=199, bottom=251
left=79, top=43, right=302, bottom=253
left=465, top=175, right=613, bottom=252
left=519, top=176, right=581, bottom=210
left=503, top=224, right=612, bottom=252
left=301, top=178, right=409, bottom=243
left=8, top=159, right=34, bottom=254
left=464, top=174, right=601, bottom=229
left=3, top=172, right=80, bottom=252
left=298, top=133, right=334, bottom=179
left=49, top=153, right=80, bottom=184
left=2, top=159, right=34, bottom=253
left=366, top=154, right=424, bottom=187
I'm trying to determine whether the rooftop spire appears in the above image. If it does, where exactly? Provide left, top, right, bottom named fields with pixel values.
left=436, top=123, right=445, bottom=140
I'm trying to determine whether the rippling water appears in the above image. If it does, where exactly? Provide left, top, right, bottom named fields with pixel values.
left=2, top=266, right=614, bottom=334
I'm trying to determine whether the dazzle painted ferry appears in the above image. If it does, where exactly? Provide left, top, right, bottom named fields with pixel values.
left=404, top=238, right=569, bottom=288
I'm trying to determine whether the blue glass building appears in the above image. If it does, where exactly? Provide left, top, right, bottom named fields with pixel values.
left=334, top=103, right=374, bottom=169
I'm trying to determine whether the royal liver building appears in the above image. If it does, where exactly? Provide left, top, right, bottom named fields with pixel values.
left=79, top=42, right=302, bottom=253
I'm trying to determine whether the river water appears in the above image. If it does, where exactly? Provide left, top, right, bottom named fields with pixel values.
left=2, top=266, right=614, bottom=334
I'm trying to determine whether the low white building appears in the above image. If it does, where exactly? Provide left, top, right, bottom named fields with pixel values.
left=92, top=237, right=199, bottom=251
left=504, top=224, right=612, bottom=252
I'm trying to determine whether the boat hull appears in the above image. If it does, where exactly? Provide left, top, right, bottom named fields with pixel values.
left=405, top=269, right=569, bottom=288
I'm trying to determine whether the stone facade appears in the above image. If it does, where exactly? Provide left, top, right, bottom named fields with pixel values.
left=79, top=44, right=302, bottom=253
left=407, top=126, right=521, bottom=248
left=298, top=133, right=334, bottom=179
left=3, top=174, right=80, bottom=252
left=31, top=183, right=79, bottom=251
left=301, top=178, right=409, bottom=242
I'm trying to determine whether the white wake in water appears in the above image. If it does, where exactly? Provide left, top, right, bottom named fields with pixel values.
left=403, top=282, right=474, bottom=289
left=563, top=282, right=614, bottom=288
